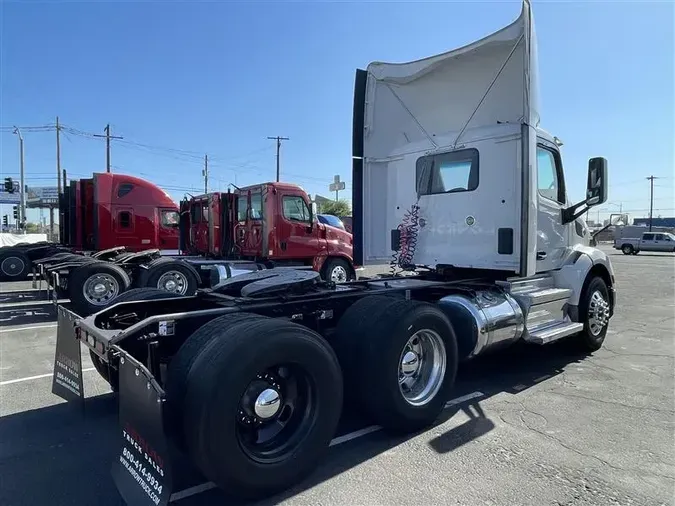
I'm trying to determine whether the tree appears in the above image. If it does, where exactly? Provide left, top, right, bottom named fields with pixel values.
left=25, top=222, right=39, bottom=233
left=319, top=199, right=351, bottom=217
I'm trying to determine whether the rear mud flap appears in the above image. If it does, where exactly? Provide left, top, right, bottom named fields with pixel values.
left=112, top=352, right=173, bottom=506
left=51, top=306, right=85, bottom=403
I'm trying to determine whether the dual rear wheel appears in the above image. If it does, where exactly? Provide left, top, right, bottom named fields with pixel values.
left=167, top=295, right=458, bottom=499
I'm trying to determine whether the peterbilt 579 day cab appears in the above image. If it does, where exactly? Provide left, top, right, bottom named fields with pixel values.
left=51, top=1, right=616, bottom=504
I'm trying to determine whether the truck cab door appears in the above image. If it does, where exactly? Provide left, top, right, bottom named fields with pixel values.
left=276, top=192, right=318, bottom=260
left=535, top=141, right=569, bottom=272
left=189, top=200, right=210, bottom=254
left=158, top=208, right=180, bottom=253
left=652, top=233, right=673, bottom=252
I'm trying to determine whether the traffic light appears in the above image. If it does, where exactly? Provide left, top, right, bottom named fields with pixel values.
left=12, top=206, right=18, bottom=219
left=2, top=215, right=7, bottom=227
left=4, top=177, right=14, bottom=193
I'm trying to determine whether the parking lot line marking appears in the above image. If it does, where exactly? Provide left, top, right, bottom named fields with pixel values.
left=169, top=482, right=217, bottom=502
left=0, top=367, right=95, bottom=386
left=444, top=391, right=484, bottom=407
left=329, top=425, right=383, bottom=446
left=1, top=324, right=57, bottom=333
left=167, top=390, right=489, bottom=500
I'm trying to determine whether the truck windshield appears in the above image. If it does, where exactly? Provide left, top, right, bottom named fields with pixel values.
left=161, top=210, right=179, bottom=227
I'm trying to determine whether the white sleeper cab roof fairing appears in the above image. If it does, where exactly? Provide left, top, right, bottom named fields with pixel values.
left=352, top=0, right=541, bottom=276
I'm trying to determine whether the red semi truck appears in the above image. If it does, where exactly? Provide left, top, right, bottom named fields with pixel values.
left=0, top=172, right=180, bottom=283
left=59, top=172, right=180, bottom=253
left=180, top=182, right=356, bottom=283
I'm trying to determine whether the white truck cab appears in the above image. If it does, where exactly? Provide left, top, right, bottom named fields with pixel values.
left=351, top=0, right=615, bottom=345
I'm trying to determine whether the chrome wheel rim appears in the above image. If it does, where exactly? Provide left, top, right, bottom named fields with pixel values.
left=1, top=256, right=25, bottom=277
left=398, top=329, right=446, bottom=406
left=588, top=290, right=610, bottom=336
left=82, top=273, right=120, bottom=306
left=237, top=366, right=315, bottom=464
left=330, top=265, right=348, bottom=283
left=157, top=271, right=188, bottom=294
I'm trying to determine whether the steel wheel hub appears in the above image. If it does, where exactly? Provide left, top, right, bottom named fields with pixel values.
left=398, top=329, right=446, bottom=407
left=236, top=366, right=315, bottom=464
left=254, top=388, right=282, bottom=419
left=83, top=274, right=120, bottom=305
left=588, top=290, right=610, bottom=336
left=330, top=265, right=347, bottom=283
left=1, top=256, right=25, bottom=276
left=157, top=271, right=188, bottom=294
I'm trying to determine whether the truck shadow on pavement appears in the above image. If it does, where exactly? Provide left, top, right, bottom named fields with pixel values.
left=0, top=340, right=591, bottom=506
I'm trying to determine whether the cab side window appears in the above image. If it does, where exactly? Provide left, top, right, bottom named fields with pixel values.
left=118, top=211, right=132, bottom=229
left=643, top=233, right=654, bottom=241
left=537, top=146, right=564, bottom=204
left=282, top=196, right=310, bottom=222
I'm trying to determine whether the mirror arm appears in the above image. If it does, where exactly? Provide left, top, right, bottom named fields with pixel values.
left=562, top=200, right=589, bottom=224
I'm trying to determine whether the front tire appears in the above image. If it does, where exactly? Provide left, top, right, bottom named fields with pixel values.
left=335, top=295, right=458, bottom=433
left=575, top=276, right=611, bottom=352
left=322, top=257, right=353, bottom=283
left=179, top=316, right=343, bottom=500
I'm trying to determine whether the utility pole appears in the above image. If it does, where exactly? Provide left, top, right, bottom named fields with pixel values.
left=12, top=126, right=26, bottom=233
left=93, top=124, right=123, bottom=172
left=646, top=175, right=659, bottom=231
left=267, top=136, right=289, bottom=182
left=54, top=116, right=62, bottom=241
left=202, top=154, right=209, bottom=193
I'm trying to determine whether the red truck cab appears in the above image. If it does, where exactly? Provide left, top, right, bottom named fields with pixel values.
left=60, top=172, right=179, bottom=252
left=181, top=182, right=356, bottom=281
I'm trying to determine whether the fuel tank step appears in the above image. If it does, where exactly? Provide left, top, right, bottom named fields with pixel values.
left=525, top=321, right=584, bottom=345
left=517, top=287, right=573, bottom=307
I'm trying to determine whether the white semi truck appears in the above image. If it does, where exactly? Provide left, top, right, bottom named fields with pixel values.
left=51, top=1, right=616, bottom=504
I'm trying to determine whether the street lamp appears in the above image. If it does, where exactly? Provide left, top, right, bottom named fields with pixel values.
left=12, top=126, right=26, bottom=233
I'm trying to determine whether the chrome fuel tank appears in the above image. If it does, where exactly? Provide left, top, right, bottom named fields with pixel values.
left=437, top=290, right=524, bottom=360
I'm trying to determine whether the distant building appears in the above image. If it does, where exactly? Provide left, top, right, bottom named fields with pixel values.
left=632, top=217, right=675, bottom=228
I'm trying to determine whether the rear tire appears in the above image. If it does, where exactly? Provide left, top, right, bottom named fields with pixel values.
left=179, top=316, right=343, bottom=500
left=0, top=250, right=31, bottom=281
left=335, top=295, right=458, bottom=433
left=68, top=263, right=131, bottom=316
left=621, top=244, right=633, bottom=255
left=139, top=258, right=200, bottom=295
left=165, top=312, right=263, bottom=446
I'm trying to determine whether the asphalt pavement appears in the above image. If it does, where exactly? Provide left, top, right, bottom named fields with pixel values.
left=0, top=248, right=673, bottom=506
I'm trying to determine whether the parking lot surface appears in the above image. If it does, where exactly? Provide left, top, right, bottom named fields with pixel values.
left=0, top=248, right=673, bottom=506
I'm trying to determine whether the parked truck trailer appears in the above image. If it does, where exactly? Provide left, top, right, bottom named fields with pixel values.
left=51, top=2, right=616, bottom=504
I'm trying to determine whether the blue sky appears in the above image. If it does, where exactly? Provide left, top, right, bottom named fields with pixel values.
left=1, top=0, right=673, bottom=225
